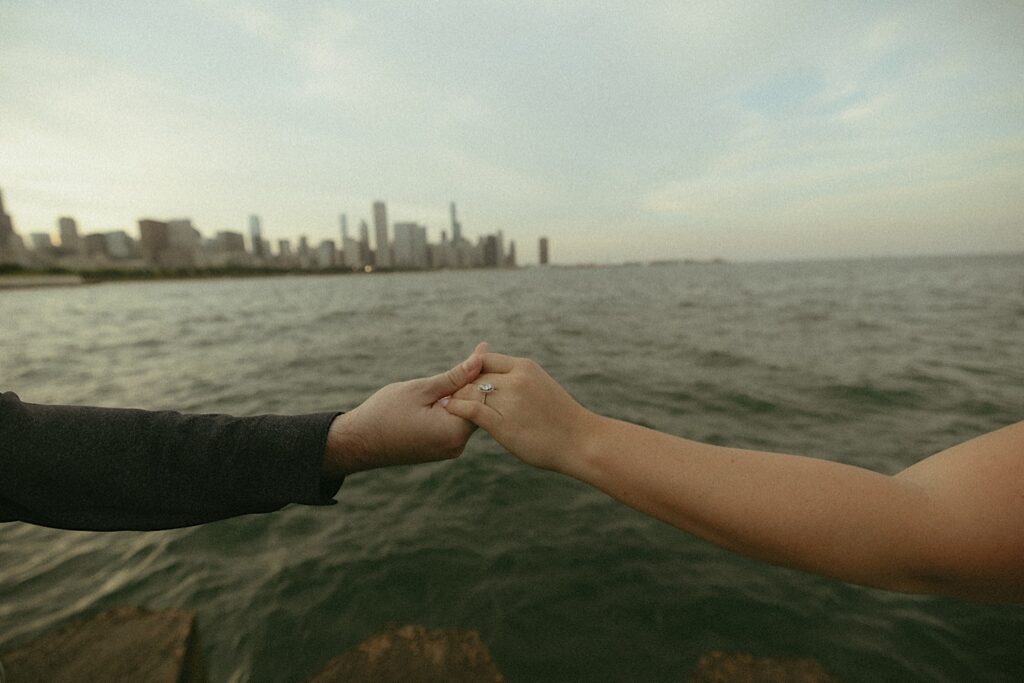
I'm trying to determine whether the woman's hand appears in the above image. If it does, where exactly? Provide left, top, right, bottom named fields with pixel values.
left=443, top=351, right=600, bottom=472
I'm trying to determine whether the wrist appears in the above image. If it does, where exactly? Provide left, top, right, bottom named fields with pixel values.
left=323, top=412, right=375, bottom=477
left=552, top=409, right=609, bottom=479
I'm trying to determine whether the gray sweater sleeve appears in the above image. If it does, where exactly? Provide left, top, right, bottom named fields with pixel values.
left=0, top=391, right=344, bottom=531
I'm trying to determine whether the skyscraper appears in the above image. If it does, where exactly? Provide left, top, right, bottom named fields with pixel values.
left=539, top=237, right=549, bottom=265
left=373, top=201, right=390, bottom=267
left=31, top=233, right=54, bottom=251
left=339, top=213, right=348, bottom=242
left=215, top=231, right=246, bottom=253
left=0, top=187, right=28, bottom=266
left=249, top=215, right=263, bottom=257
left=316, top=240, right=337, bottom=268
left=393, top=222, right=428, bottom=269
left=138, top=219, right=170, bottom=264
left=450, top=202, right=462, bottom=243
left=104, top=231, right=137, bottom=260
left=359, top=219, right=371, bottom=265
left=58, top=217, right=81, bottom=253
left=482, top=234, right=499, bottom=267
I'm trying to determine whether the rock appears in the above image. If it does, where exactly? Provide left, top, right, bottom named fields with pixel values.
left=309, top=624, right=505, bottom=683
left=0, top=606, right=206, bottom=683
left=690, top=650, right=841, bottom=683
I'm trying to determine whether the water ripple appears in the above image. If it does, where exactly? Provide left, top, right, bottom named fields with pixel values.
left=2, top=255, right=1023, bottom=681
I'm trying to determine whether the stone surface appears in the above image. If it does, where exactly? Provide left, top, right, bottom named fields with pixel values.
left=690, top=650, right=842, bottom=683
left=309, top=624, right=505, bottom=683
left=0, top=606, right=206, bottom=683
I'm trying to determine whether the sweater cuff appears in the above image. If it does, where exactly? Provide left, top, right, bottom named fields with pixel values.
left=259, top=410, right=344, bottom=506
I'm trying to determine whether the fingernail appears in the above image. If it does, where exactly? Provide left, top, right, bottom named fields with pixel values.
left=440, top=397, right=450, bottom=407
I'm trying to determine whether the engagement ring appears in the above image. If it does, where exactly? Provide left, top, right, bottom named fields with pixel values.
left=477, top=383, right=495, bottom=393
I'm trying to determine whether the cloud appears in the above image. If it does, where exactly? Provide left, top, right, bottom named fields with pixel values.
left=1, top=1, right=1021, bottom=259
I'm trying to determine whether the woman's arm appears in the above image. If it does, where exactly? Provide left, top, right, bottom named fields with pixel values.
left=445, top=353, right=1024, bottom=603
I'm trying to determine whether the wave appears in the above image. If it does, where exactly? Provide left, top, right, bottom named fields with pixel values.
left=818, top=383, right=925, bottom=409
left=695, top=349, right=757, bottom=368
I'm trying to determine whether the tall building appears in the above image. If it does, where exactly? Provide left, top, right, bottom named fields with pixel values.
left=506, top=240, right=517, bottom=267
left=482, top=234, right=499, bottom=267
left=166, top=219, right=201, bottom=267
left=31, top=233, right=54, bottom=252
left=342, top=235, right=363, bottom=269
left=58, top=217, right=81, bottom=253
left=104, top=231, right=137, bottom=259
left=215, top=231, right=246, bottom=253
left=0, top=187, right=28, bottom=266
left=454, top=238, right=476, bottom=269
left=358, top=219, right=371, bottom=265
left=339, top=215, right=360, bottom=269
left=431, top=232, right=454, bottom=269
left=450, top=202, right=462, bottom=243
left=83, top=233, right=109, bottom=257
left=249, top=215, right=263, bottom=257
left=393, top=222, right=428, bottom=269
left=539, top=237, right=549, bottom=265
left=167, top=219, right=200, bottom=250
left=138, top=219, right=170, bottom=264
left=316, top=240, right=336, bottom=268
left=373, top=200, right=390, bottom=267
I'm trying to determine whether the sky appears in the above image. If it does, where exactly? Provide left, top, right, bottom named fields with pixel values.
left=1, top=1, right=1022, bottom=264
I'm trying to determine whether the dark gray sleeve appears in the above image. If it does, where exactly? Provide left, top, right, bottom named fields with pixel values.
left=0, top=391, right=344, bottom=531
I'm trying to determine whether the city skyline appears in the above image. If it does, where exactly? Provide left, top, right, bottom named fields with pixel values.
left=0, top=189, right=521, bottom=272
left=1, top=3, right=1022, bottom=263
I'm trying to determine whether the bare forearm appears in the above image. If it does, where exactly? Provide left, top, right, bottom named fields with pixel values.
left=559, top=415, right=950, bottom=594
left=446, top=353, right=1023, bottom=601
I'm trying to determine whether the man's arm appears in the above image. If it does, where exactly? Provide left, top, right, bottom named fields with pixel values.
left=1, top=345, right=486, bottom=532
left=0, top=394, right=340, bottom=531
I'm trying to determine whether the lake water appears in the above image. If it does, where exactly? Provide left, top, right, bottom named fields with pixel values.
left=1, top=254, right=1022, bottom=681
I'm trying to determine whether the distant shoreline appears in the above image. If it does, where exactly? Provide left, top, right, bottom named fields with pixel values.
left=0, top=273, right=88, bottom=290
left=0, top=265, right=508, bottom=288
left=0, top=260, right=734, bottom=289
left=4, top=252, right=1017, bottom=290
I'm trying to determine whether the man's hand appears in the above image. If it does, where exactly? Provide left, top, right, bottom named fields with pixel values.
left=322, top=344, right=488, bottom=477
